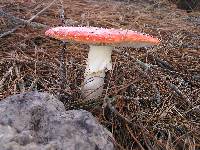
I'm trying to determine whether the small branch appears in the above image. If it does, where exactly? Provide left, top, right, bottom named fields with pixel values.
left=0, top=26, right=21, bottom=38
left=155, top=57, right=174, bottom=71
left=134, top=59, right=161, bottom=104
left=103, top=97, right=131, bottom=123
left=152, top=83, right=161, bottom=104
left=0, top=9, right=47, bottom=29
left=0, top=66, right=13, bottom=91
left=125, top=124, right=145, bottom=150
left=57, top=0, right=71, bottom=103
left=58, top=42, right=67, bottom=91
left=28, top=78, right=39, bottom=91
left=1, top=57, right=58, bottom=70
left=166, top=80, right=191, bottom=105
left=27, top=0, right=57, bottom=23
left=14, top=64, right=25, bottom=92
left=135, top=59, right=152, bottom=72
left=59, top=0, right=67, bottom=91
left=134, top=65, right=162, bottom=105
left=0, top=0, right=57, bottom=38
left=59, top=0, right=66, bottom=25
left=142, top=133, right=155, bottom=150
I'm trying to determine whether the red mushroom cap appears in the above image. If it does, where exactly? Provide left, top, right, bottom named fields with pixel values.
left=45, top=26, right=160, bottom=48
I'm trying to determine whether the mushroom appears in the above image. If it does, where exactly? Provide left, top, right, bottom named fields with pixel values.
left=45, top=26, right=160, bottom=100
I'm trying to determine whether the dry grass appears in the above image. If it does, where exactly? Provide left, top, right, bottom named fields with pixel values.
left=0, top=0, right=200, bottom=149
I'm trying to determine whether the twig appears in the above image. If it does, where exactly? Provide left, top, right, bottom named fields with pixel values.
left=135, top=58, right=152, bottom=72
left=0, top=0, right=56, bottom=38
left=135, top=60, right=161, bottom=105
left=0, top=66, right=13, bottom=91
left=125, top=123, right=145, bottom=150
left=1, top=57, right=58, bottom=70
left=152, top=83, right=161, bottom=104
left=0, top=10, right=48, bottom=32
left=0, top=9, right=47, bottom=29
left=142, top=133, right=155, bottom=150
left=165, top=80, right=191, bottom=105
left=192, top=75, right=200, bottom=82
left=103, top=97, right=131, bottom=123
left=14, top=64, right=25, bottom=92
left=27, top=0, right=57, bottom=23
left=103, top=55, right=118, bottom=105
left=134, top=65, right=161, bottom=105
left=0, top=26, right=21, bottom=38
left=139, top=124, right=166, bottom=149
left=155, top=57, right=174, bottom=71
left=166, top=130, right=173, bottom=150
left=59, top=0, right=66, bottom=25
left=58, top=42, right=67, bottom=90
left=184, top=105, right=200, bottom=114
left=59, top=0, right=67, bottom=91
left=28, top=78, right=39, bottom=91
left=150, top=55, right=195, bottom=84
left=57, top=0, right=71, bottom=103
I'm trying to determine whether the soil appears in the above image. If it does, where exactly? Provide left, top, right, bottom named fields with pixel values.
left=0, top=0, right=199, bottom=149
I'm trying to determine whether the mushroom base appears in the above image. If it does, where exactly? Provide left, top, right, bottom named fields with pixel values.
left=82, top=71, right=105, bottom=100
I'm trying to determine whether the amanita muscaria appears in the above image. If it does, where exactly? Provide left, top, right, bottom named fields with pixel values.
left=45, top=26, right=160, bottom=100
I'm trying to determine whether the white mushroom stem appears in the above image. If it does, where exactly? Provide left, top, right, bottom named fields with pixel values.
left=82, top=45, right=113, bottom=100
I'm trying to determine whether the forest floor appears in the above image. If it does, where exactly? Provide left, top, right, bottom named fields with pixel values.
left=0, top=0, right=200, bottom=149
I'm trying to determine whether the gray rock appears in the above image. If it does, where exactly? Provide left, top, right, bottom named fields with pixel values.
left=0, top=92, right=114, bottom=150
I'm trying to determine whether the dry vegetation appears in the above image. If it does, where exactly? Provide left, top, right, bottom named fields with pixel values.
left=0, top=0, right=200, bottom=149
